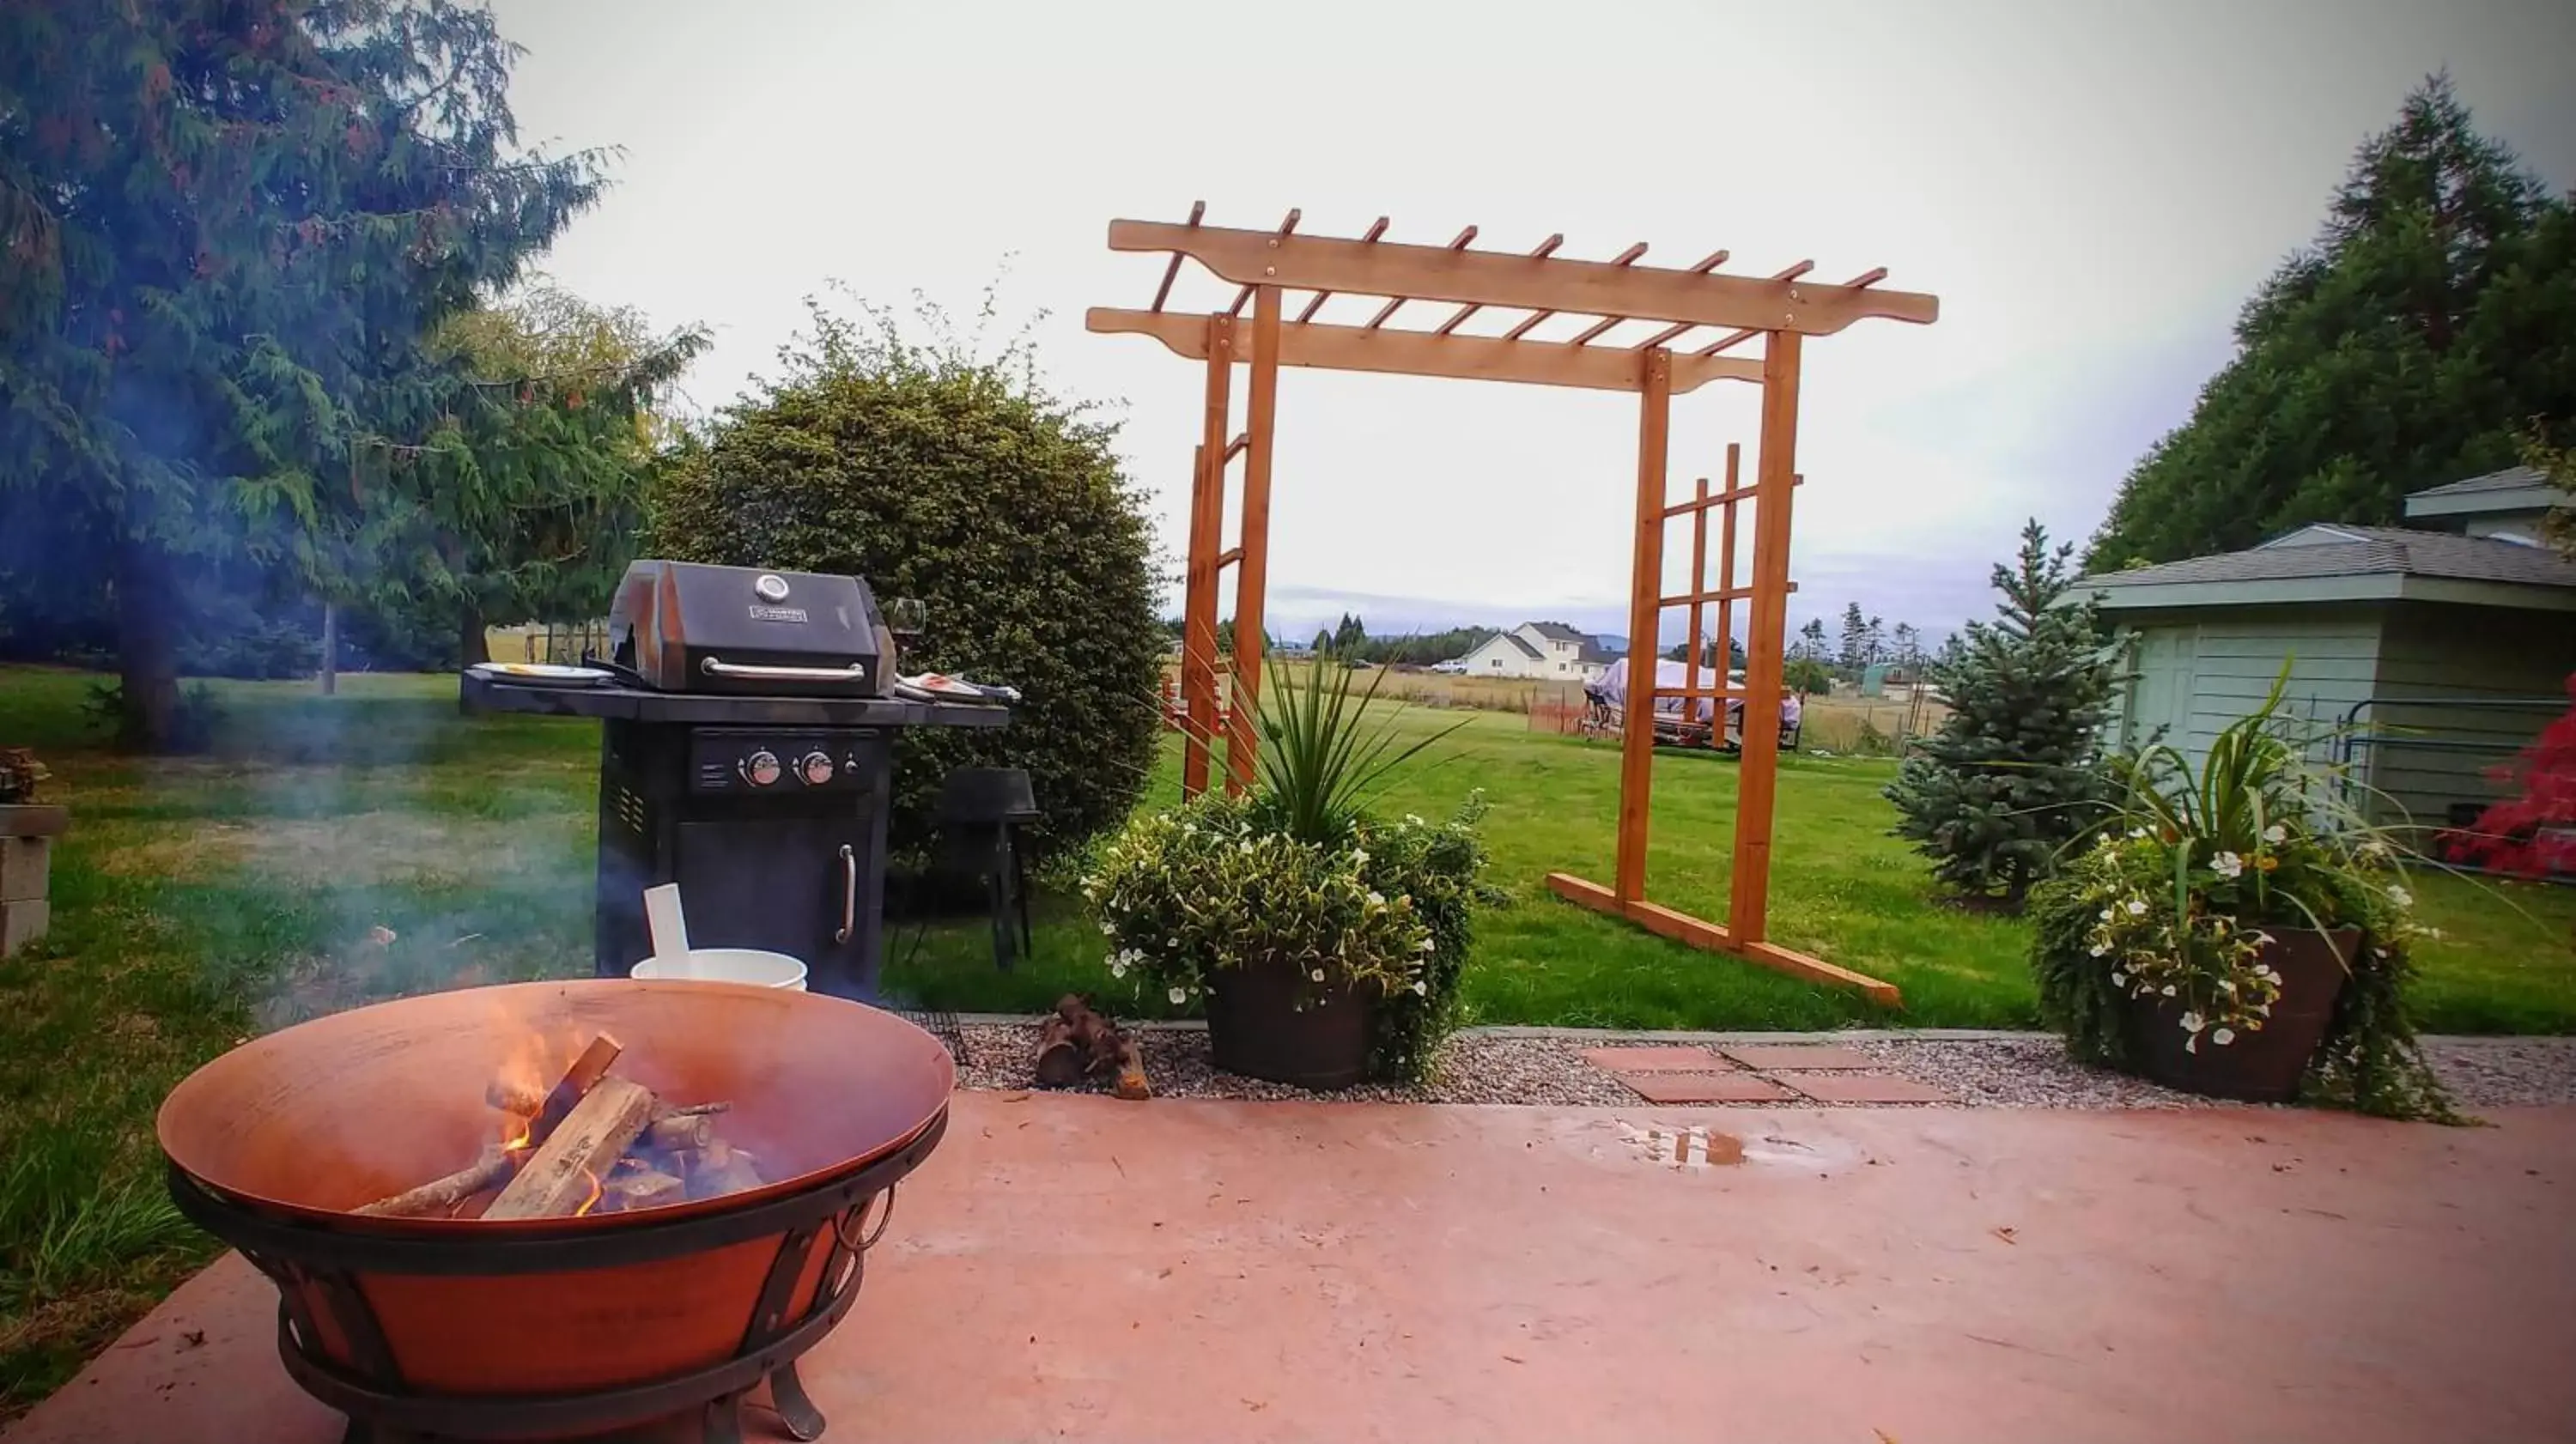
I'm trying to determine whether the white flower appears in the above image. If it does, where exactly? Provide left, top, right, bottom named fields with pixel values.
left=2127, top=826, right=2150, bottom=840
left=1366, top=891, right=1386, bottom=907
left=2219, top=979, right=2235, bottom=992
left=2099, top=908, right=2116, bottom=923
left=2111, top=969, right=2127, bottom=986
left=2262, top=824, right=2287, bottom=845
left=2211, top=1027, right=2236, bottom=1046
left=1416, top=937, right=1436, bottom=952
left=1309, top=968, right=1326, bottom=981
left=2179, top=1010, right=2205, bottom=1032
left=2126, top=900, right=2148, bottom=917
left=2088, top=943, right=2110, bottom=958
left=1405, top=814, right=1425, bottom=827
left=1109, top=959, right=1127, bottom=979
left=2184, top=1034, right=2198, bottom=1054
left=1239, top=840, right=1254, bottom=855
left=1350, top=849, right=1370, bottom=866
left=2211, top=852, right=2244, bottom=879
left=1168, top=986, right=1187, bottom=1004
left=2387, top=884, right=2412, bottom=907
left=2160, top=984, right=2178, bottom=997
left=1412, top=980, right=1429, bottom=996
left=1099, top=920, right=1115, bottom=937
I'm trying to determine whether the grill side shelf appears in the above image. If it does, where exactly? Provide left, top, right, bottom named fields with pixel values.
left=459, top=674, right=1010, bottom=729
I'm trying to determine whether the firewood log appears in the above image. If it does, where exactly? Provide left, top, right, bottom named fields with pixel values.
left=355, top=1146, right=513, bottom=1216
left=685, top=1138, right=766, bottom=1200
left=529, top=1034, right=623, bottom=1143
left=600, top=1168, right=686, bottom=1213
left=1113, top=1036, right=1151, bottom=1101
left=1034, top=1013, right=1084, bottom=1088
left=483, top=1077, right=659, bottom=1220
left=645, top=1113, right=716, bottom=1151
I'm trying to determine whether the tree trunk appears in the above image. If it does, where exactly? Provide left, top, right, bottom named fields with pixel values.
left=112, top=540, right=183, bottom=753
left=319, top=603, right=338, bottom=695
left=459, top=601, right=489, bottom=667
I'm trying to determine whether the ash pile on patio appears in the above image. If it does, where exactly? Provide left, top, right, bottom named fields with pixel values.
left=359, top=1032, right=762, bottom=1220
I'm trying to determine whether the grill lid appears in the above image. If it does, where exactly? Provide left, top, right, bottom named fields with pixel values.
left=610, top=561, right=890, bottom=696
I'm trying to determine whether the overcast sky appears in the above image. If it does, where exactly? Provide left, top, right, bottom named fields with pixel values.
left=489, top=0, right=2575, bottom=646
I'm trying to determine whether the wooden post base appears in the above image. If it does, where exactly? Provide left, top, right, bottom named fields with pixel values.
left=1543, top=872, right=1902, bottom=1007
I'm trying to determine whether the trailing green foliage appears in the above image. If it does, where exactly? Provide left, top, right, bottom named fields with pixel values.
left=2087, top=75, right=2576, bottom=569
left=648, top=291, right=1162, bottom=867
left=2030, top=673, right=2459, bottom=1121
left=1885, top=520, right=2117, bottom=908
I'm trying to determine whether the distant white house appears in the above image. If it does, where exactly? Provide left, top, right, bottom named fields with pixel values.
left=1454, top=622, right=1621, bottom=681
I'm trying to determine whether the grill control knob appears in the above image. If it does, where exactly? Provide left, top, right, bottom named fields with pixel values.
left=798, top=750, right=835, bottom=786
left=739, top=749, right=781, bottom=788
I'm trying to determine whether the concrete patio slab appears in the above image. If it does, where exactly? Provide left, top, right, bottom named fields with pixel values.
left=1613, top=1071, right=1802, bottom=1103
left=1718, top=1043, right=1878, bottom=1071
left=9, top=1095, right=2573, bottom=1444
left=1578, top=1045, right=1741, bottom=1072
left=1780, top=1073, right=1958, bottom=1104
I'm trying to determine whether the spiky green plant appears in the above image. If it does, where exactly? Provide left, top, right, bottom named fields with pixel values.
left=1249, top=656, right=1471, bottom=846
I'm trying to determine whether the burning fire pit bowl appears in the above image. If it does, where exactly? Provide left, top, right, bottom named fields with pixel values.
left=157, top=979, right=954, bottom=1443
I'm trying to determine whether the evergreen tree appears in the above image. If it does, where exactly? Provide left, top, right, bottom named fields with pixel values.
left=2087, top=75, right=2575, bottom=570
left=1332, top=612, right=1367, bottom=652
left=1794, top=618, right=1830, bottom=665
left=0, top=0, right=609, bottom=748
left=1884, top=520, right=2117, bottom=909
left=1863, top=616, right=1886, bottom=667
left=1838, top=603, right=1868, bottom=676
left=1310, top=628, right=1334, bottom=654
left=1893, top=622, right=1923, bottom=675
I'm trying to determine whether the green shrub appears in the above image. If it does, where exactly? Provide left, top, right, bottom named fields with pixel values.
left=647, top=294, right=1161, bottom=866
left=1084, top=792, right=1493, bottom=1083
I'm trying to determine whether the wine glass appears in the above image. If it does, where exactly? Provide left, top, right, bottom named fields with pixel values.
left=883, top=598, right=926, bottom=673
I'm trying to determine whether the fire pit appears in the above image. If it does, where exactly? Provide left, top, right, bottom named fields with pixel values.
left=157, top=980, right=954, bottom=1443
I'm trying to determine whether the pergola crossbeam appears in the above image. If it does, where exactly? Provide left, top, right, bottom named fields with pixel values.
left=1109, top=221, right=1935, bottom=337
left=1087, top=307, right=1764, bottom=393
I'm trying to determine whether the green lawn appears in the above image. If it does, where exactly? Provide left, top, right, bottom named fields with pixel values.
left=2, top=662, right=2571, bottom=1413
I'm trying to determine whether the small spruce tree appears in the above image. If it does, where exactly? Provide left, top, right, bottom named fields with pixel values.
left=1885, top=520, right=2117, bottom=909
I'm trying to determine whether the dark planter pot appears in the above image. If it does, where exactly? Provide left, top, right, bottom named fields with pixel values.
left=2129, top=926, right=2359, bottom=1103
left=1204, top=955, right=1378, bottom=1090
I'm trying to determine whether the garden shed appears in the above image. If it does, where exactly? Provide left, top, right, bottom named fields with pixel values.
left=2081, top=467, right=2576, bottom=831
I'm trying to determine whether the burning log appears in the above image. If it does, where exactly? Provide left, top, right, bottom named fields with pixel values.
left=600, top=1167, right=687, bottom=1212
left=646, top=1112, right=717, bottom=1151
left=484, top=1077, right=660, bottom=1220
left=355, top=1146, right=514, bottom=1217
left=531, top=1034, right=623, bottom=1141
left=684, top=1138, right=766, bottom=1200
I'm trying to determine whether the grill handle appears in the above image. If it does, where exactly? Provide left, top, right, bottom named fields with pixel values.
left=700, top=657, right=870, bottom=683
left=835, top=844, right=857, bottom=943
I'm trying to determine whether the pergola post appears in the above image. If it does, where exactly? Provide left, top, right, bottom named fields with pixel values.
left=1226, top=285, right=1284, bottom=793
left=1614, top=347, right=1673, bottom=902
left=1728, top=331, right=1801, bottom=942
left=1182, top=314, right=1236, bottom=799
left=1713, top=441, right=1740, bottom=695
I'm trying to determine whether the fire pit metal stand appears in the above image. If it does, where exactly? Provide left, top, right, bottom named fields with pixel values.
left=167, top=1108, right=948, bottom=1444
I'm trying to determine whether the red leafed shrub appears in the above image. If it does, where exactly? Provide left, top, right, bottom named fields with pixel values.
left=2445, top=674, right=2576, bottom=877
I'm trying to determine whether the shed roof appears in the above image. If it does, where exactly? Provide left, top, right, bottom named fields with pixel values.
left=2403, top=465, right=2561, bottom=521
left=2082, top=524, right=2576, bottom=613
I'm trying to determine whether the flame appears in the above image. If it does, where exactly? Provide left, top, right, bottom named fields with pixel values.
left=574, top=1167, right=604, bottom=1217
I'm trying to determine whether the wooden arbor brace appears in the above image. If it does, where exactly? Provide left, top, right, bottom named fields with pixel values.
left=1092, top=204, right=1935, bottom=1005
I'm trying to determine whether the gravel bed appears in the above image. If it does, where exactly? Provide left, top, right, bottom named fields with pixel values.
left=951, top=1023, right=2576, bottom=1111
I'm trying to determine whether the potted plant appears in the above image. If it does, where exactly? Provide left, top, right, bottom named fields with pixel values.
left=2029, top=674, right=2456, bottom=1119
left=1084, top=658, right=1492, bottom=1088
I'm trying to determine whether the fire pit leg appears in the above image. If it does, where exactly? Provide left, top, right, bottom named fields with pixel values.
left=703, top=1391, right=750, bottom=1444
left=767, top=1361, right=828, bottom=1441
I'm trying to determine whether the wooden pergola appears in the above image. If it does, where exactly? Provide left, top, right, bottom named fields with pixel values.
left=1090, top=204, right=1935, bottom=1004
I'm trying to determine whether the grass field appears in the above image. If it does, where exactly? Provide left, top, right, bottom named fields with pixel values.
left=3, top=662, right=2572, bottom=1413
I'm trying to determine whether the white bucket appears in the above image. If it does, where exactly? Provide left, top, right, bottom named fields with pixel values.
left=630, top=947, right=809, bottom=992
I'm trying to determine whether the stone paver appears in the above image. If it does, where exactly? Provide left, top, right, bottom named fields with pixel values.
left=1780, top=1072, right=1957, bottom=1104
left=15, top=1095, right=2575, bottom=1444
left=1579, top=1046, right=1741, bottom=1073
left=1717, top=1043, right=1877, bottom=1071
left=1614, top=1071, right=1800, bottom=1103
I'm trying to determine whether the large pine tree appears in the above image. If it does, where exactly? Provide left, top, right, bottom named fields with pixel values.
left=0, top=0, right=613, bottom=747
left=1886, top=521, right=2117, bottom=908
left=2087, top=74, right=2575, bottom=570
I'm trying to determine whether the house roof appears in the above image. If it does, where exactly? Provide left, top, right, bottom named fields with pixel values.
left=1497, top=632, right=1545, bottom=660
left=2403, top=465, right=2561, bottom=521
left=2082, top=523, right=2576, bottom=613
left=1579, top=635, right=1621, bottom=665
left=1522, top=620, right=1589, bottom=644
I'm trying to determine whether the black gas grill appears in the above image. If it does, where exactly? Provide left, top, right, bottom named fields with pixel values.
left=460, top=560, right=1009, bottom=1000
